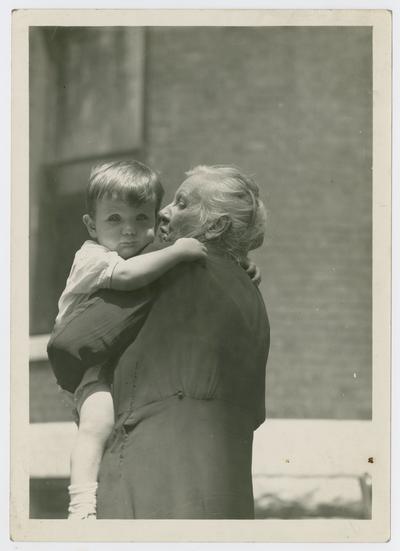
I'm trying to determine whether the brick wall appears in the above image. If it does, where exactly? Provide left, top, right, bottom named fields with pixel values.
left=29, top=27, right=372, bottom=422
left=144, top=27, right=372, bottom=419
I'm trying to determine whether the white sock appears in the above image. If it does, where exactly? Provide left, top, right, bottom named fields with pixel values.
left=68, top=482, right=98, bottom=519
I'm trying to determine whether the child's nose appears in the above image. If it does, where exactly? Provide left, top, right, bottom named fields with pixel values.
left=122, top=222, right=136, bottom=235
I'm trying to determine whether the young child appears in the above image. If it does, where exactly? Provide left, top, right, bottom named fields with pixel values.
left=54, top=160, right=207, bottom=519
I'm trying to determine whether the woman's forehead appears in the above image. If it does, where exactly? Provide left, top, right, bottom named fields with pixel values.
left=177, top=175, right=213, bottom=199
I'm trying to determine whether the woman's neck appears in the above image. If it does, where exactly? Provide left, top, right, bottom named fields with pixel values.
left=204, top=241, right=245, bottom=264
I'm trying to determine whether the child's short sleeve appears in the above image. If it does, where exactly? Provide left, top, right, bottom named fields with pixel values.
left=56, top=241, right=121, bottom=325
left=66, top=241, right=121, bottom=295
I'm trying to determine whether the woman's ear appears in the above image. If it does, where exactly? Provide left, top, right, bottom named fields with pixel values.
left=82, top=214, right=97, bottom=239
left=204, top=215, right=231, bottom=240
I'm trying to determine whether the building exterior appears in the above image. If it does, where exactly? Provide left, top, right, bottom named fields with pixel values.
left=29, top=26, right=372, bottom=423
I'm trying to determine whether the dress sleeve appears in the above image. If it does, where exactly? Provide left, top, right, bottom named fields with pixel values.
left=47, top=285, right=156, bottom=393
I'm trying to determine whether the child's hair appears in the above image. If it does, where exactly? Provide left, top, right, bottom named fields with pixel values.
left=185, top=165, right=267, bottom=260
left=86, top=160, right=164, bottom=216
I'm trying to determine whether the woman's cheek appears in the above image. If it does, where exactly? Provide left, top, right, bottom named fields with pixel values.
left=180, top=212, right=201, bottom=235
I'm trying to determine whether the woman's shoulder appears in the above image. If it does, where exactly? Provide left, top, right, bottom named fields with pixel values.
left=162, top=252, right=253, bottom=301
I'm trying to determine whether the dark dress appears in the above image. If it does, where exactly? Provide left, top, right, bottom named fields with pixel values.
left=48, top=252, right=269, bottom=519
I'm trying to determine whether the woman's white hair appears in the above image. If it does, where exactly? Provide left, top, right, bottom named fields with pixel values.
left=186, top=165, right=267, bottom=261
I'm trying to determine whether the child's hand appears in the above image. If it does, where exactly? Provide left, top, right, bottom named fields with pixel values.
left=240, top=258, right=261, bottom=286
left=173, top=238, right=208, bottom=261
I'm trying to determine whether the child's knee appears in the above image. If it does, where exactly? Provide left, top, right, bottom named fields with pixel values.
left=78, top=392, right=115, bottom=442
left=78, top=414, right=114, bottom=442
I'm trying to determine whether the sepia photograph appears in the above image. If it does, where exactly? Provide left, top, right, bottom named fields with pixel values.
left=10, top=8, right=391, bottom=543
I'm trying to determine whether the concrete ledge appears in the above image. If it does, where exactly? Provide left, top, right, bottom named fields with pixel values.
left=30, top=419, right=374, bottom=478
left=30, top=422, right=76, bottom=478
left=30, top=334, right=51, bottom=362
left=253, top=418, right=374, bottom=477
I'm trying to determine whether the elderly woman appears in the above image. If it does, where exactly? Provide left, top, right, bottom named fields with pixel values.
left=50, top=165, right=270, bottom=519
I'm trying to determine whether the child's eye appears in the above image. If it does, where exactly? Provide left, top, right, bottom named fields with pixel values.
left=136, top=214, right=149, bottom=221
left=108, top=214, right=121, bottom=222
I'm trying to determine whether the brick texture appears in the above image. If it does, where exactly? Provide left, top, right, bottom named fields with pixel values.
left=144, top=27, right=372, bottom=419
left=30, top=27, right=372, bottom=422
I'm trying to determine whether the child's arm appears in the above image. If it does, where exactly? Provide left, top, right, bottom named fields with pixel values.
left=48, top=239, right=206, bottom=392
left=111, top=238, right=207, bottom=291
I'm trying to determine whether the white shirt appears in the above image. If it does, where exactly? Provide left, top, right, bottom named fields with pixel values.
left=56, top=240, right=121, bottom=326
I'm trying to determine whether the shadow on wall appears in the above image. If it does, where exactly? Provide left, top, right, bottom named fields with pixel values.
left=30, top=474, right=371, bottom=520
left=254, top=473, right=372, bottom=519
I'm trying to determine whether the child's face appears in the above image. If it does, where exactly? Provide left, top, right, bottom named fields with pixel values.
left=83, top=196, right=156, bottom=259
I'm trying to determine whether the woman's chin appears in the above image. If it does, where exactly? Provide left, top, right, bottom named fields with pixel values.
left=158, top=228, right=171, bottom=242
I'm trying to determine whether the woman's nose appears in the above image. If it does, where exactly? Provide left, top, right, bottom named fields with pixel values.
left=158, top=206, right=171, bottom=225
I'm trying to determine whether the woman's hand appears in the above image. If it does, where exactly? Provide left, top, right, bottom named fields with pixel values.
left=172, top=238, right=208, bottom=261
left=240, top=258, right=261, bottom=286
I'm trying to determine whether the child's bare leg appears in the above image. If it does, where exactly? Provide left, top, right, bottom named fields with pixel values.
left=68, top=390, right=114, bottom=519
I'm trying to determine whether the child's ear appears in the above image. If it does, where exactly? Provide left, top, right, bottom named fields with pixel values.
left=204, top=215, right=231, bottom=240
left=82, top=214, right=97, bottom=239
